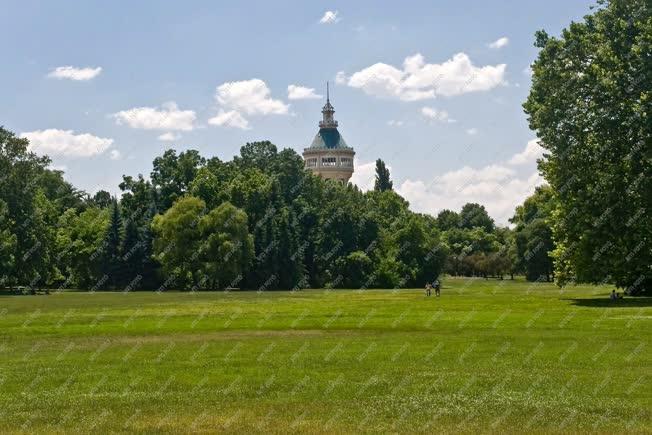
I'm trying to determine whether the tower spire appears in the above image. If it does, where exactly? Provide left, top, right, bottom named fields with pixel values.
left=320, top=81, right=337, bottom=128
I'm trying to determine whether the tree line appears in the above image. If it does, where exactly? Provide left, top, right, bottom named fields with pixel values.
left=0, top=129, right=561, bottom=291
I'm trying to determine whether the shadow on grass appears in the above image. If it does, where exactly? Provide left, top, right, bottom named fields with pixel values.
left=565, top=297, right=652, bottom=308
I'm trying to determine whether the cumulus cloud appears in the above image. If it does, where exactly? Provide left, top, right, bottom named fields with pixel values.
left=508, top=139, right=544, bottom=165
left=21, top=129, right=113, bottom=157
left=158, top=132, right=181, bottom=142
left=488, top=37, right=509, bottom=49
left=319, top=10, right=340, bottom=24
left=113, top=102, right=196, bottom=131
left=109, top=149, right=122, bottom=160
left=208, top=109, right=250, bottom=130
left=48, top=66, right=102, bottom=81
left=397, top=168, right=543, bottom=225
left=210, top=79, right=288, bottom=129
left=352, top=139, right=546, bottom=224
left=346, top=52, right=506, bottom=100
left=287, top=85, right=322, bottom=100
left=421, top=107, right=455, bottom=123
left=216, top=79, right=288, bottom=116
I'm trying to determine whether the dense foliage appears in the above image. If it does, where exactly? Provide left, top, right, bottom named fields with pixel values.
left=2, top=132, right=468, bottom=290
left=524, top=0, right=651, bottom=293
left=510, top=186, right=555, bottom=282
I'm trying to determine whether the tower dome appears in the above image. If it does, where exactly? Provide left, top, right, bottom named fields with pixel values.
left=303, top=83, right=355, bottom=182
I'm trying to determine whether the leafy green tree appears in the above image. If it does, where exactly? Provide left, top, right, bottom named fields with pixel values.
left=495, top=227, right=519, bottom=279
left=119, top=174, right=161, bottom=289
left=511, top=186, right=555, bottom=282
left=271, top=148, right=306, bottom=202
left=151, top=149, right=206, bottom=210
left=517, top=219, right=554, bottom=282
left=393, top=214, right=446, bottom=286
left=0, top=127, right=51, bottom=287
left=120, top=214, right=148, bottom=289
left=198, top=202, right=254, bottom=289
left=101, top=199, right=124, bottom=288
left=524, top=0, right=651, bottom=293
left=0, top=200, right=16, bottom=283
left=120, top=174, right=158, bottom=219
left=365, top=190, right=409, bottom=229
left=55, top=207, right=109, bottom=288
left=235, top=141, right=278, bottom=171
left=190, top=162, right=232, bottom=210
left=374, top=159, right=393, bottom=192
left=227, top=168, right=275, bottom=230
left=38, top=169, right=85, bottom=213
left=89, top=190, right=112, bottom=208
left=459, top=203, right=495, bottom=232
left=436, top=209, right=461, bottom=231
left=334, top=251, right=373, bottom=288
left=152, top=196, right=205, bottom=289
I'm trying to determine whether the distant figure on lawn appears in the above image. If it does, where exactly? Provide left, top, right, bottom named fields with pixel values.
left=610, top=290, right=617, bottom=301
left=425, top=283, right=432, bottom=297
left=434, top=279, right=441, bottom=297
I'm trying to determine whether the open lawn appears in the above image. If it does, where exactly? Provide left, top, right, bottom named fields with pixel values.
left=0, top=278, right=650, bottom=433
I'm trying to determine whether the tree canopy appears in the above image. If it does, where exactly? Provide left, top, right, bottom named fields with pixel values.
left=524, top=0, right=651, bottom=293
left=374, top=159, right=393, bottom=192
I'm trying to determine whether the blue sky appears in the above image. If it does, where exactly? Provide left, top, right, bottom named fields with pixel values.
left=1, top=0, right=596, bottom=223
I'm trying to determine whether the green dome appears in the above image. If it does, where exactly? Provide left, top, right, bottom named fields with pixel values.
left=309, top=128, right=351, bottom=150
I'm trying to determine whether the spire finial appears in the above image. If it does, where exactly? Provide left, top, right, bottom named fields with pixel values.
left=327, top=81, right=330, bottom=102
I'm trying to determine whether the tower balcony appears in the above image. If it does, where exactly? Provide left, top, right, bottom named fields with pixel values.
left=319, top=120, right=338, bottom=128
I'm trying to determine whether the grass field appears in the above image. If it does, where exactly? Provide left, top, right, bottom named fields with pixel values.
left=0, top=278, right=650, bottom=433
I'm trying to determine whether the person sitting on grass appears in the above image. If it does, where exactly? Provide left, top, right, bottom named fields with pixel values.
left=425, top=283, right=432, bottom=297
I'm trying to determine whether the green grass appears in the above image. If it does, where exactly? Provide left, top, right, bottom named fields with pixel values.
left=0, top=278, right=650, bottom=433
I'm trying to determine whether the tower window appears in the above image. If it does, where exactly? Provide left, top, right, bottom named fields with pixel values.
left=322, top=157, right=337, bottom=167
left=305, top=158, right=317, bottom=168
left=340, top=157, right=353, bottom=167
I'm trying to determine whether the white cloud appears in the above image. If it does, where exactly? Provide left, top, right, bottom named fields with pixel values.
left=216, top=79, right=288, bottom=116
left=351, top=139, right=546, bottom=224
left=346, top=52, right=506, bottom=100
left=387, top=120, right=404, bottom=127
left=508, top=139, right=544, bottom=165
left=113, top=102, right=196, bottom=131
left=21, top=129, right=113, bottom=157
left=109, top=149, right=122, bottom=160
left=319, top=10, right=340, bottom=24
left=421, top=107, right=455, bottom=123
left=48, top=66, right=102, bottom=81
left=158, top=132, right=181, bottom=142
left=211, top=79, right=289, bottom=129
left=350, top=159, right=385, bottom=192
left=287, top=85, right=322, bottom=100
left=488, top=37, right=509, bottom=49
left=398, top=168, right=543, bottom=225
left=208, top=109, right=250, bottom=130
left=335, top=71, right=348, bottom=85
left=523, top=65, right=533, bottom=76
left=466, top=128, right=478, bottom=135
